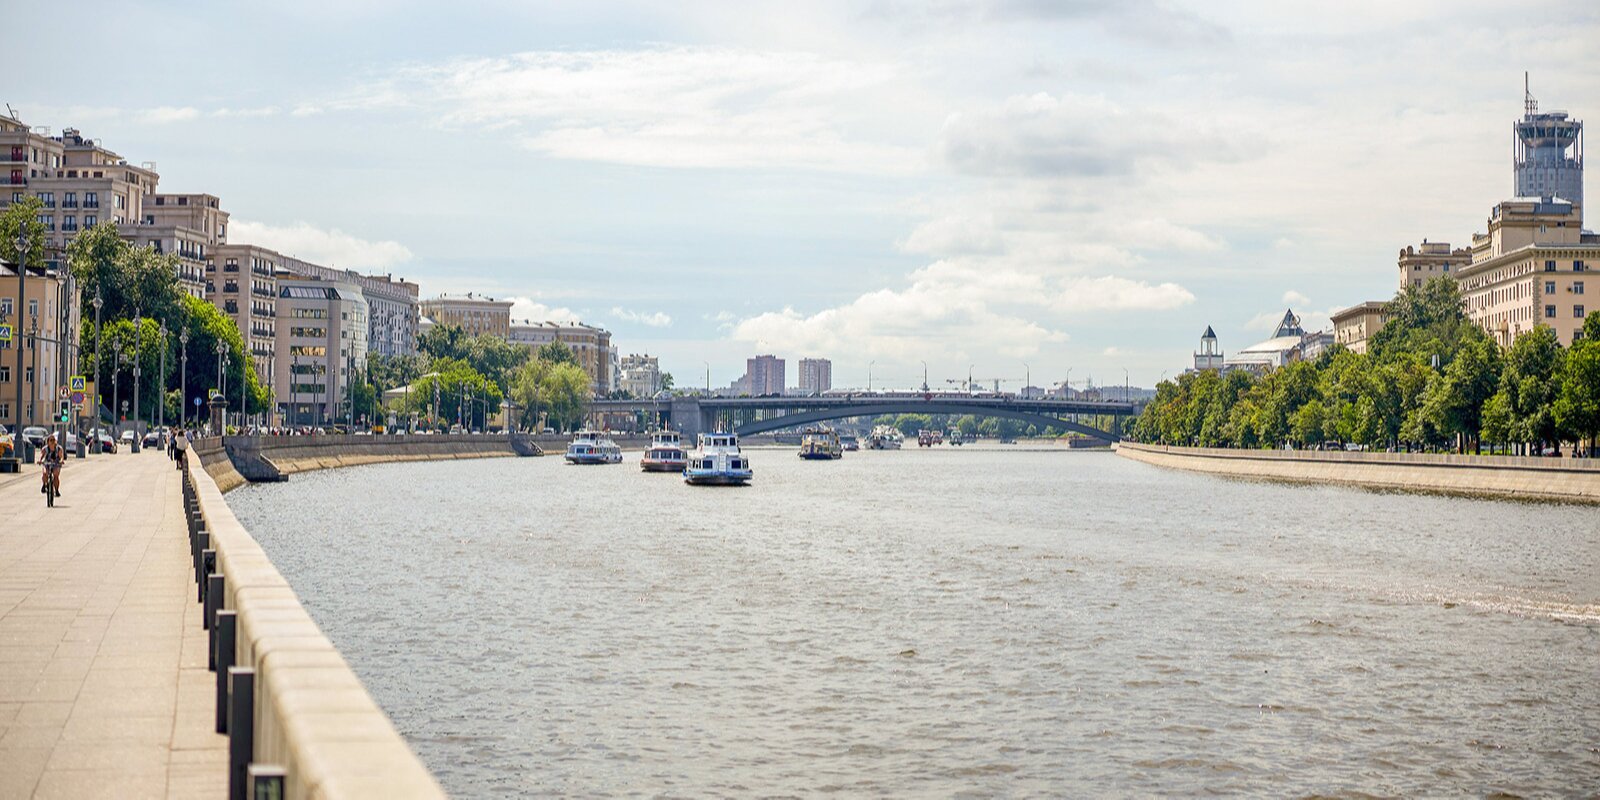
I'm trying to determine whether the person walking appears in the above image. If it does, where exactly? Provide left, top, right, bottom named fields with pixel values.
left=173, top=427, right=189, bottom=471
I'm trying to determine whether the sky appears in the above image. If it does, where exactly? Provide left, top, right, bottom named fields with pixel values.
left=10, top=0, right=1598, bottom=390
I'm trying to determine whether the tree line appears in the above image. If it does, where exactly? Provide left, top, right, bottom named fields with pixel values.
left=1131, top=278, right=1600, bottom=455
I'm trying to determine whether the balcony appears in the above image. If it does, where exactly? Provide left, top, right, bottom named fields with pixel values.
left=251, top=287, right=273, bottom=298
left=61, top=223, right=78, bottom=232
left=82, top=201, right=99, bottom=209
left=251, top=266, right=273, bottom=277
left=41, top=200, right=55, bottom=208
left=61, top=200, right=77, bottom=208
left=222, top=263, right=239, bottom=272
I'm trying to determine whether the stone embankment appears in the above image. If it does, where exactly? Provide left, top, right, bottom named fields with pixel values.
left=192, top=434, right=528, bottom=492
left=1116, top=442, right=1600, bottom=503
left=184, top=454, right=447, bottom=798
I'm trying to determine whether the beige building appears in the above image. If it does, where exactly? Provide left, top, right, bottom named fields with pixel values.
left=509, top=321, right=614, bottom=396
left=1398, top=241, right=1470, bottom=289
left=208, top=243, right=280, bottom=385
left=619, top=353, right=661, bottom=398
left=798, top=357, right=832, bottom=395
left=0, top=261, right=81, bottom=430
left=130, top=193, right=229, bottom=298
left=1456, top=198, right=1598, bottom=347
left=282, top=257, right=419, bottom=356
left=1330, top=301, right=1389, bottom=355
left=420, top=293, right=512, bottom=338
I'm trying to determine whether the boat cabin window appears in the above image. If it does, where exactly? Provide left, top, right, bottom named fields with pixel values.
left=702, top=459, right=714, bottom=469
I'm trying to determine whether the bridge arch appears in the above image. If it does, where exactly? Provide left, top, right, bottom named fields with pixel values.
left=728, top=401, right=1119, bottom=442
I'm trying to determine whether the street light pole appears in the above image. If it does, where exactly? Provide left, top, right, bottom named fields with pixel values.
left=868, top=360, right=875, bottom=393
left=1023, top=362, right=1030, bottom=398
left=13, top=231, right=25, bottom=433
left=215, top=340, right=226, bottom=434
left=179, top=329, right=189, bottom=428
left=112, top=343, right=122, bottom=441
left=91, top=293, right=103, bottom=449
left=157, top=322, right=166, bottom=434
left=131, top=310, right=143, bottom=451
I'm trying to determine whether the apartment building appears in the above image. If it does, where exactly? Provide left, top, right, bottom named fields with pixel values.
left=282, top=256, right=419, bottom=356
left=797, top=357, right=832, bottom=395
left=208, top=243, right=280, bottom=384
left=420, top=293, right=512, bottom=338
left=1457, top=198, right=1598, bottom=346
left=508, top=321, right=615, bottom=396
left=1329, top=301, right=1389, bottom=355
left=1397, top=241, right=1470, bottom=289
left=130, top=193, right=229, bottom=298
left=619, top=353, right=661, bottom=398
left=0, top=260, right=81, bottom=429
left=745, top=354, right=785, bottom=396
left=274, top=275, right=368, bottom=426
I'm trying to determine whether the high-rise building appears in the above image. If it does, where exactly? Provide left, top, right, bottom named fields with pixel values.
left=420, top=293, right=512, bottom=338
left=508, top=321, right=615, bottom=396
left=1514, top=74, right=1583, bottom=213
left=745, top=354, right=785, bottom=396
left=619, top=353, right=661, bottom=398
left=797, top=357, right=831, bottom=395
left=281, top=257, right=419, bottom=356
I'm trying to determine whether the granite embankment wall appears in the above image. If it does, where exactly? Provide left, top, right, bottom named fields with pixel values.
left=185, top=455, right=447, bottom=798
left=191, top=434, right=523, bottom=492
left=1115, top=442, right=1600, bottom=504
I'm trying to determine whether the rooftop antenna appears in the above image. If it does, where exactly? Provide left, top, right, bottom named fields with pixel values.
left=1525, top=71, right=1537, bottom=116
left=4, top=103, right=16, bottom=119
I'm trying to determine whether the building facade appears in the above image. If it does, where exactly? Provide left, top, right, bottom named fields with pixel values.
left=0, top=261, right=81, bottom=429
left=420, top=293, right=512, bottom=338
left=274, top=276, right=368, bottom=426
left=1330, top=301, right=1389, bottom=355
left=619, top=353, right=661, bottom=398
left=282, top=257, right=419, bottom=356
left=797, top=357, right=832, bottom=395
left=745, top=354, right=785, bottom=396
left=207, top=243, right=279, bottom=385
left=1192, top=326, right=1224, bottom=371
left=132, top=193, right=229, bottom=298
left=1456, top=198, right=1597, bottom=347
left=1398, top=241, right=1470, bottom=289
left=1515, top=77, right=1583, bottom=210
left=508, top=321, right=615, bottom=396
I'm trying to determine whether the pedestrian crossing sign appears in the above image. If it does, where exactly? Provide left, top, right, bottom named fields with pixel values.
left=70, top=375, right=86, bottom=392
left=0, top=324, right=11, bottom=342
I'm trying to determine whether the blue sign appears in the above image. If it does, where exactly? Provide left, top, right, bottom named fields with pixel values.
left=0, top=324, right=11, bottom=342
left=194, top=397, right=202, bottom=407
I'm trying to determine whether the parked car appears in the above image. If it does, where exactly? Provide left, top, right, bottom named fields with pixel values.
left=143, top=430, right=161, bottom=448
left=119, top=430, right=136, bottom=448
left=21, top=426, right=48, bottom=449
left=96, top=430, right=117, bottom=453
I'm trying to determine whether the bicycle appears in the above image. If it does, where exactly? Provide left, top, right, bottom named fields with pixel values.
left=42, top=463, right=59, bottom=508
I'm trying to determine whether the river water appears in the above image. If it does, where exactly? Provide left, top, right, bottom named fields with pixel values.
left=228, top=446, right=1600, bottom=797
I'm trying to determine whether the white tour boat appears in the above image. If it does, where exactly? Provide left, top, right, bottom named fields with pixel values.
left=683, top=431, right=753, bottom=486
left=565, top=430, right=622, bottom=464
left=640, top=430, right=689, bottom=472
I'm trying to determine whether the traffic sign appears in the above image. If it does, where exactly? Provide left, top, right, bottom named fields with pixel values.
left=70, top=390, right=85, bottom=406
left=58, top=386, right=69, bottom=400
left=193, top=397, right=202, bottom=407
left=0, top=324, right=11, bottom=342
left=70, top=375, right=86, bottom=392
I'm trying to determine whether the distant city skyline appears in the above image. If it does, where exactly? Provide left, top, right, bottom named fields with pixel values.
left=10, top=1, right=1595, bottom=388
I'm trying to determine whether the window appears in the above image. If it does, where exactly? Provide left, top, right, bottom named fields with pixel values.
left=1546, top=260, right=1557, bottom=272
left=1546, top=305, right=1557, bottom=318
left=1, top=298, right=11, bottom=316
left=1578, top=261, right=1588, bottom=272
left=1546, top=281, right=1556, bottom=294
left=0, top=366, right=8, bottom=382
left=84, top=192, right=98, bottom=208
left=84, top=215, right=96, bottom=227
left=1578, top=306, right=1587, bottom=318
left=1442, top=265, right=1450, bottom=272
left=27, top=299, right=38, bottom=318
left=1576, top=281, right=1586, bottom=295
left=24, top=367, right=33, bottom=383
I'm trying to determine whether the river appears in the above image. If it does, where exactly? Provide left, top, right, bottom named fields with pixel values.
left=228, top=445, right=1600, bottom=797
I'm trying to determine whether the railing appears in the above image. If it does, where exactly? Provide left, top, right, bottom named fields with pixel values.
left=179, top=453, right=447, bottom=797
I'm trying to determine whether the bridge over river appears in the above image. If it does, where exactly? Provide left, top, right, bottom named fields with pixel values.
left=587, top=394, right=1141, bottom=442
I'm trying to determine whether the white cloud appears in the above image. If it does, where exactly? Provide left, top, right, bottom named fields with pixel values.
left=378, top=47, right=921, bottom=172
left=229, top=220, right=412, bottom=270
left=507, top=296, right=580, bottom=325
left=212, top=106, right=279, bottom=118
left=1282, top=289, right=1311, bottom=306
left=137, top=106, right=201, bottom=125
left=610, top=307, right=673, bottom=327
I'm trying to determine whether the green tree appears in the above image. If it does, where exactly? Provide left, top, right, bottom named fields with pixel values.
left=0, top=196, right=48, bottom=274
left=417, top=323, right=467, bottom=362
left=509, top=356, right=590, bottom=432
left=1554, top=314, right=1600, bottom=454
left=536, top=340, right=577, bottom=366
left=66, top=222, right=185, bottom=324
left=660, top=372, right=674, bottom=392
left=1499, top=326, right=1565, bottom=453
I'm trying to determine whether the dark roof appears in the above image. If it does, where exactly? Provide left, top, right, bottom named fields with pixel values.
left=1202, top=325, right=1216, bottom=339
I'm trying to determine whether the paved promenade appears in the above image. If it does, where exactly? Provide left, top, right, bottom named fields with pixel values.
left=0, top=453, right=226, bottom=798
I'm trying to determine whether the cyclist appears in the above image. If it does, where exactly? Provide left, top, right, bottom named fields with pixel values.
left=40, top=432, right=65, bottom=499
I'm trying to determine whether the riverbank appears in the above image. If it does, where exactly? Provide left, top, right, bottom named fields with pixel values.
left=1116, top=441, right=1600, bottom=503
left=192, top=434, right=527, bottom=492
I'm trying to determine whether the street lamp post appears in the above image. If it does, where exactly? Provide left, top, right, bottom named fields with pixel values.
left=12, top=231, right=25, bottom=432
left=179, top=330, right=189, bottom=428
left=112, top=343, right=123, bottom=441
left=157, top=322, right=167, bottom=435
left=131, top=310, right=142, bottom=452
left=868, top=360, right=875, bottom=393
left=215, top=341, right=226, bottom=433
left=27, top=315, right=38, bottom=429
left=920, top=360, right=928, bottom=393
left=1023, top=362, right=1030, bottom=398
left=91, top=294, right=103, bottom=449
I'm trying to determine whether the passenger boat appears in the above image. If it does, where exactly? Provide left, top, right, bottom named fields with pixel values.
left=564, top=429, right=622, bottom=464
left=640, top=430, right=689, bottom=472
left=840, top=434, right=860, bottom=452
left=684, top=431, right=753, bottom=485
left=948, top=429, right=965, bottom=446
left=865, top=425, right=903, bottom=450
left=798, top=428, right=843, bottom=460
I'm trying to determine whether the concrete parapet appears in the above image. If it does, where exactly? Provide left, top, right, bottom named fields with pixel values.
left=186, top=458, right=447, bottom=798
left=1116, top=442, right=1600, bottom=503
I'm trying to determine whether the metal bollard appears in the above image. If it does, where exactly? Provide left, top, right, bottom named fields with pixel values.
left=227, top=667, right=255, bottom=800
left=193, top=532, right=209, bottom=595
left=204, top=570, right=223, bottom=632
left=199, top=549, right=215, bottom=604
left=214, top=610, right=236, bottom=731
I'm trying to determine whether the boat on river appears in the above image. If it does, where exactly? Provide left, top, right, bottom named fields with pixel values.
left=565, top=430, right=622, bottom=464
left=865, top=426, right=903, bottom=450
left=840, top=434, right=860, bottom=452
left=684, top=431, right=753, bottom=485
left=798, top=428, right=843, bottom=460
left=640, top=430, right=689, bottom=472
